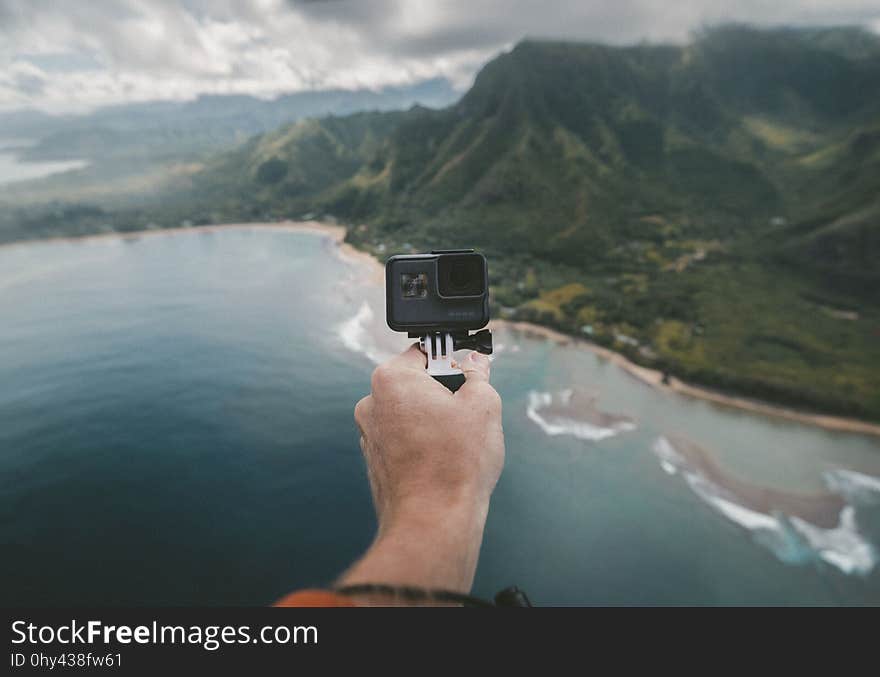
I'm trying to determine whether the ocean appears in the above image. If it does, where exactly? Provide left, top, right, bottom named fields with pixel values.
left=1, top=226, right=878, bottom=605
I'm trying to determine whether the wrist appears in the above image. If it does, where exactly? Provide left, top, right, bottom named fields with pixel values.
left=381, top=490, right=490, bottom=541
left=340, top=491, right=490, bottom=595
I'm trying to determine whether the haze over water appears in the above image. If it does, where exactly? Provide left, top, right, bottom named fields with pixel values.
left=0, top=139, right=88, bottom=186
left=1, top=227, right=878, bottom=605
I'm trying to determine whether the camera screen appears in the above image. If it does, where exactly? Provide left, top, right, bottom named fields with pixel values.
left=437, top=253, right=485, bottom=297
left=400, top=272, right=428, bottom=298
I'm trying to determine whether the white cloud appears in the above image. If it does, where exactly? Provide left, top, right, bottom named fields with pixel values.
left=0, top=0, right=878, bottom=113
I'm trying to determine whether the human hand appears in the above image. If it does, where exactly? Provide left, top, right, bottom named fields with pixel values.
left=342, top=344, right=504, bottom=593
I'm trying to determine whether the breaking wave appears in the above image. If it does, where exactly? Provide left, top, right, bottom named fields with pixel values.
left=824, top=468, right=880, bottom=506
left=527, top=390, right=635, bottom=442
left=652, top=436, right=879, bottom=575
left=337, top=301, right=394, bottom=365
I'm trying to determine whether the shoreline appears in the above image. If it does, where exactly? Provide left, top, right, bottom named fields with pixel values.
left=492, top=321, right=880, bottom=437
left=0, top=219, right=386, bottom=283
left=4, top=220, right=879, bottom=438
left=0, top=220, right=348, bottom=250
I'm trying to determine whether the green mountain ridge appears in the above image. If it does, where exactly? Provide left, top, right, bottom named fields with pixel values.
left=170, top=25, right=880, bottom=421
left=189, top=27, right=880, bottom=268
left=7, top=25, right=880, bottom=421
left=0, top=79, right=457, bottom=208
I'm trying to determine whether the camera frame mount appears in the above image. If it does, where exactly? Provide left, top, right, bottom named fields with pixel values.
left=410, top=329, right=493, bottom=393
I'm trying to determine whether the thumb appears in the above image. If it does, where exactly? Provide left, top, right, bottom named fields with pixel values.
left=459, top=351, right=490, bottom=385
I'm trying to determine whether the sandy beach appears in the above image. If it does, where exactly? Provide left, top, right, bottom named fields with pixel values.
left=493, top=321, right=880, bottom=437
left=332, top=240, right=880, bottom=438
left=5, top=220, right=880, bottom=438
left=0, top=219, right=346, bottom=250
left=0, top=219, right=388, bottom=283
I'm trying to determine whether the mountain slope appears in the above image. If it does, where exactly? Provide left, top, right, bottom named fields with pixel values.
left=207, top=27, right=879, bottom=299
left=0, top=79, right=457, bottom=207
left=26, top=25, right=880, bottom=420
left=345, top=28, right=880, bottom=270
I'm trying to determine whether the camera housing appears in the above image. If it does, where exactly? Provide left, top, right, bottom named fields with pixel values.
left=386, top=249, right=489, bottom=334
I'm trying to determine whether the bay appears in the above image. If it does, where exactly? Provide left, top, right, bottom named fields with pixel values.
left=1, top=226, right=878, bottom=605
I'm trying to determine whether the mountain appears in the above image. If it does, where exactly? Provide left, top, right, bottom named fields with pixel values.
left=6, top=25, right=880, bottom=421
left=170, top=25, right=880, bottom=420
left=0, top=78, right=457, bottom=205
left=0, top=78, right=457, bottom=152
left=187, top=26, right=880, bottom=268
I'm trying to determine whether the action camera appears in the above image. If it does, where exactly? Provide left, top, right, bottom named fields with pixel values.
left=385, top=249, right=490, bottom=334
left=385, top=249, right=492, bottom=392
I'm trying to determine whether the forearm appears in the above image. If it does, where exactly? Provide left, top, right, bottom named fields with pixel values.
left=338, top=496, right=490, bottom=597
left=344, top=347, right=503, bottom=605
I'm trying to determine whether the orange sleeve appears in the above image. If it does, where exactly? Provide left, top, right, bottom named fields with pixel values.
left=273, top=589, right=356, bottom=607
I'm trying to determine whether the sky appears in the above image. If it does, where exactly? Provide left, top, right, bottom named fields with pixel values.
left=1, top=0, right=879, bottom=113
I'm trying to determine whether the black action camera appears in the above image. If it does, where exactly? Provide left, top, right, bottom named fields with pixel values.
left=385, top=249, right=492, bottom=392
left=385, top=249, right=490, bottom=334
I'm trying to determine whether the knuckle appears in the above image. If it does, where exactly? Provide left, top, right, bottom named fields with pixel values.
left=370, top=363, right=395, bottom=392
left=354, top=395, right=371, bottom=425
left=468, top=382, right=502, bottom=413
left=485, top=387, right=503, bottom=414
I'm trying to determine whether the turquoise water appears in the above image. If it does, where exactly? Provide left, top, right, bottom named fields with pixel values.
left=1, top=227, right=878, bottom=605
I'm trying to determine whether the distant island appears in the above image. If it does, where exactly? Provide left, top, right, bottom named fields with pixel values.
left=1, top=25, right=878, bottom=423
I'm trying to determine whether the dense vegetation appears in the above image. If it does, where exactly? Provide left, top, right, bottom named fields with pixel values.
left=4, top=25, right=880, bottom=421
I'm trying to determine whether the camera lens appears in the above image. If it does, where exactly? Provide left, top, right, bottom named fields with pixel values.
left=449, top=262, right=472, bottom=290
left=437, top=253, right=485, bottom=297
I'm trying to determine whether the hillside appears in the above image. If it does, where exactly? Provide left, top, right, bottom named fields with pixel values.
left=7, top=25, right=880, bottom=421
left=177, top=26, right=880, bottom=276
left=0, top=79, right=456, bottom=207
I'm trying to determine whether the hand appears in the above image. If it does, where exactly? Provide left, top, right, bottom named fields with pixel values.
left=340, top=344, right=504, bottom=596
left=355, top=344, right=504, bottom=527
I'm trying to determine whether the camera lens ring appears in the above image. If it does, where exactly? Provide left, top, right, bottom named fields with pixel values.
left=437, top=253, right=485, bottom=298
left=449, top=262, right=472, bottom=292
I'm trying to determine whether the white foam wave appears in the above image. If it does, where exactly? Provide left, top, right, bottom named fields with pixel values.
left=337, top=301, right=393, bottom=365
left=790, top=507, right=876, bottom=575
left=526, top=390, right=635, bottom=442
left=659, top=460, right=677, bottom=475
left=824, top=468, right=880, bottom=506
left=682, top=468, right=814, bottom=565
left=651, top=436, right=878, bottom=575
left=652, top=436, right=685, bottom=475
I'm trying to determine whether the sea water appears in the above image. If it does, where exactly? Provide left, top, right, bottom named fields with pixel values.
left=1, top=227, right=878, bottom=605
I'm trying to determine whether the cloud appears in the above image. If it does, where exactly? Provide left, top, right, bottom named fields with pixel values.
left=0, top=0, right=878, bottom=113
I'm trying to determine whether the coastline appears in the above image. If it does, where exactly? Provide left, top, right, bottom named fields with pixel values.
left=4, top=220, right=879, bottom=438
left=0, top=219, right=387, bottom=284
left=492, top=321, right=880, bottom=437
left=0, top=219, right=347, bottom=250
left=327, top=235, right=880, bottom=438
